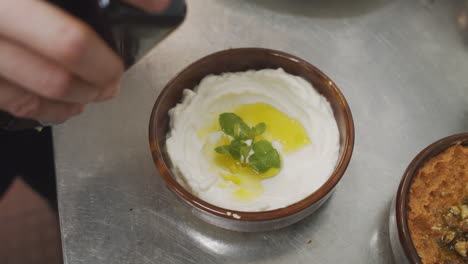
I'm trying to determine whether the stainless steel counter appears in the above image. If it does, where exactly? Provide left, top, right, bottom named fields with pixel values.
left=54, top=0, right=468, bottom=263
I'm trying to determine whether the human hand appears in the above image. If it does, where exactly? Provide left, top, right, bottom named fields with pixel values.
left=0, top=0, right=170, bottom=123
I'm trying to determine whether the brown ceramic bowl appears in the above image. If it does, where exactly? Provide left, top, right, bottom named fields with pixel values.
left=149, top=48, right=354, bottom=231
left=389, top=132, right=468, bottom=263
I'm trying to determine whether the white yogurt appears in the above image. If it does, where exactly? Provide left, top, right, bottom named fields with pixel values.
left=166, top=68, right=339, bottom=211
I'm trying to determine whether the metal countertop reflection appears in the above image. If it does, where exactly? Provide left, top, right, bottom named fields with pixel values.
left=54, top=0, right=468, bottom=263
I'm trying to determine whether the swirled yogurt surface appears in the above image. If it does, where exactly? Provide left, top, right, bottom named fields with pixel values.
left=166, top=68, right=339, bottom=212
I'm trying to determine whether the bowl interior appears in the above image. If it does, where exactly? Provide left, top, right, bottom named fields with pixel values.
left=396, top=133, right=468, bottom=263
left=149, top=48, right=354, bottom=221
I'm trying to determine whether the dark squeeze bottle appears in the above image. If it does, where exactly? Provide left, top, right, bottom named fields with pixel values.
left=48, top=0, right=186, bottom=67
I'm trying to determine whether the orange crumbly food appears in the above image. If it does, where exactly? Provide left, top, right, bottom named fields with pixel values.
left=408, top=142, right=468, bottom=264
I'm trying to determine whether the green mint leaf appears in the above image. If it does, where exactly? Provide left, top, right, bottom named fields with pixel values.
left=219, top=113, right=251, bottom=140
left=215, top=145, right=232, bottom=156
left=228, top=139, right=248, bottom=160
left=248, top=140, right=281, bottom=173
left=251, top=140, right=276, bottom=155
left=253, top=122, right=266, bottom=136
left=216, top=113, right=280, bottom=172
left=240, top=145, right=251, bottom=161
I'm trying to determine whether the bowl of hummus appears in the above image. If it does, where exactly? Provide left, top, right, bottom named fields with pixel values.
left=390, top=133, right=468, bottom=263
left=149, top=48, right=354, bottom=231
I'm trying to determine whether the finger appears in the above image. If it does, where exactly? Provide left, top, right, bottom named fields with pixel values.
left=0, top=0, right=124, bottom=87
left=0, top=37, right=117, bottom=103
left=122, top=0, right=171, bottom=13
left=0, top=79, right=84, bottom=123
left=96, top=80, right=121, bottom=102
